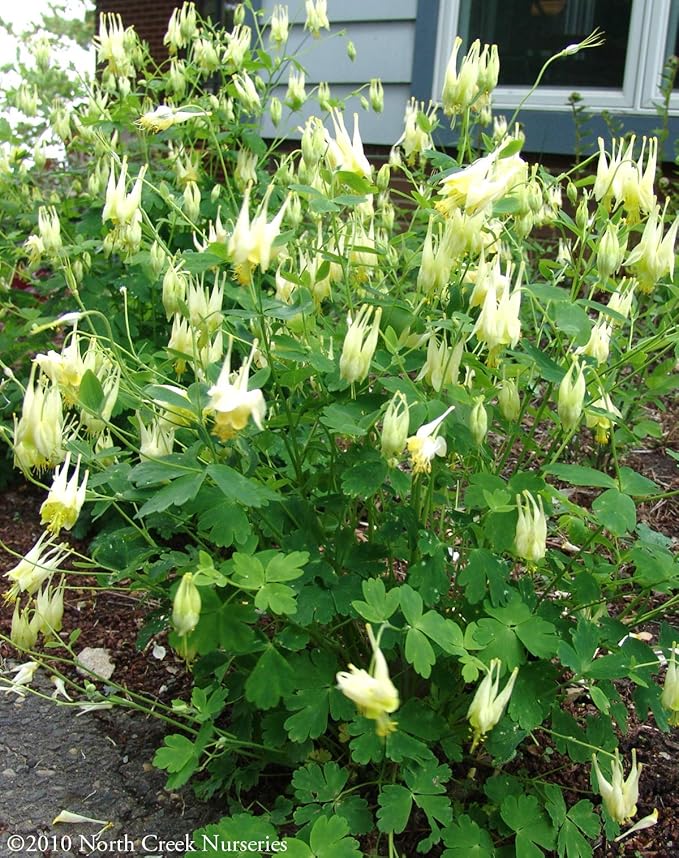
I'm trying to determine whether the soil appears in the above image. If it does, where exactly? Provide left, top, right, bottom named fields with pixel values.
left=0, top=485, right=223, bottom=858
left=1, top=399, right=678, bottom=857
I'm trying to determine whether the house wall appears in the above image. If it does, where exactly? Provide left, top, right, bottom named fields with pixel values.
left=256, top=0, right=418, bottom=146
left=95, top=0, right=679, bottom=158
left=96, top=0, right=182, bottom=60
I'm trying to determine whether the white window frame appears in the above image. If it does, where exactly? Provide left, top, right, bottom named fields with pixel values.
left=639, top=0, right=679, bottom=112
left=432, top=0, right=679, bottom=115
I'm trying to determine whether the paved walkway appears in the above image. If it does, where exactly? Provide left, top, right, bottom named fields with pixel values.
left=0, top=671, right=218, bottom=858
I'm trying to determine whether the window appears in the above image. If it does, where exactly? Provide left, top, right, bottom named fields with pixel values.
left=432, top=0, right=679, bottom=114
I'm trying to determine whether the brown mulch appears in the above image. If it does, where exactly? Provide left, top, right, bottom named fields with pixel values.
left=0, top=483, right=189, bottom=701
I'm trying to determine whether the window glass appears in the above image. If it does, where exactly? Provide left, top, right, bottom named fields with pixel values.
left=459, top=0, right=633, bottom=89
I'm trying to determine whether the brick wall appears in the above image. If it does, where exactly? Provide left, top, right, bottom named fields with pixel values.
left=95, top=0, right=184, bottom=61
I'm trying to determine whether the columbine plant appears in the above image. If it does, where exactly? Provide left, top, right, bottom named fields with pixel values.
left=1, top=3, right=678, bottom=856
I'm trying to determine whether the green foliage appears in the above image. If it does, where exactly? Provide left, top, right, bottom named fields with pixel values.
left=1, top=3, right=678, bottom=857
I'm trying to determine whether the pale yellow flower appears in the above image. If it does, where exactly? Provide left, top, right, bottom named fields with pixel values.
left=136, top=105, right=209, bottom=133
left=206, top=337, right=266, bottom=440
left=337, top=626, right=399, bottom=736
left=592, top=749, right=642, bottom=825
left=406, top=405, right=454, bottom=475
left=467, top=659, right=518, bottom=751
left=40, top=453, right=88, bottom=534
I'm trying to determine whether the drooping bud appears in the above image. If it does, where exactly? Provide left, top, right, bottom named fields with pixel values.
left=376, top=164, right=391, bottom=193
left=270, top=96, right=282, bottom=127
left=470, top=396, right=488, bottom=446
left=497, top=377, right=521, bottom=421
left=172, top=572, right=202, bottom=636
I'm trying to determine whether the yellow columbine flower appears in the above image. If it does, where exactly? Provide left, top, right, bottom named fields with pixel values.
left=228, top=186, right=289, bottom=285
left=304, top=0, right=330, bottom=38
left=13, top=365, right=64, bottom=473
left=137, top=105, right=209, bottom=133
left=10, top=602, right=38, bottom=650
left=577, top=317, right=612, bottom=365
left=514, top=491, right=547, bottom=564
left=592, top=749, right=642, bottom=825
left=437, top=146, right=526, bottom=216
left=40, top=453, right=88, bottom=534
left=324, top=109, right=372, bottom=179
left=467, top=658, right=519, bottom=751
left=339, top=304, right=382, bottom=385
left=1, top=661, right=40, bottom=696
left=406, top=405, right=454, bottom=475
left=585, top=393, right=621, bottom=445
left=337, top=625, right=399, bottom=736
left=380, top=391, right=409, bottom=465
left=4, top=531, right=70, bottom=602
left=206, top=337, right=266, bottom=441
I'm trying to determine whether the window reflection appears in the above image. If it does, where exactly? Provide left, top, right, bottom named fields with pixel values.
left=460, top=0, right=632, bottom=89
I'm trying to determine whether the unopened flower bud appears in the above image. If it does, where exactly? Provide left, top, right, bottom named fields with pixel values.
left=380, top=391, right=409, bottom=465
left=470, top=396, right=488, bottom=446
left=347, top=40, right=356, bottom=61
left=150, top=241, right=167, bottom=278
left=558, top=357, right=586, bottom=431
left=369, top=78, right=384, bottom=112
left=317, top=81, right=331, bottom=111
left=597, top=222, right=626, bottom=280
left=661, top=645, right=679, bottom=726
left=172, top=572, right=201, bottom=636
left=498, top=377, right=520, bottom=421
left=183, top=181, right=201, bottom=221
left=301, top=116, right=326, bottom=168
left=566, top=181, right=578, bottom=205
left=575, top=195, right=590, bottom=232
left=376, top=164, right=390, bottom=192
left=270, top=95, right=282, bottom=127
